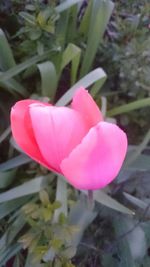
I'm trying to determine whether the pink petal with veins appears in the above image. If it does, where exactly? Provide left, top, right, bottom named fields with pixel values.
left=29, top=105, right=89, bottom=172
left=61, top=122, right=127, bottom=190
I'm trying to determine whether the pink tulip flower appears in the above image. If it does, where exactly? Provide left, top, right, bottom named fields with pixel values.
left=11, top=88, right=127, bottom=190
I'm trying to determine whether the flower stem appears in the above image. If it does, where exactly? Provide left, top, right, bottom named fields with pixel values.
left=88, top=190, right=94, bottom=210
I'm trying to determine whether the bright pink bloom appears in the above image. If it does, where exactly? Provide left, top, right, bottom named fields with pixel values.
left=11, top=88, right=127, bottom=190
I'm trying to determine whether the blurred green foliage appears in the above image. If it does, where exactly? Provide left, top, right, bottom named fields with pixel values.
left=97, top=0, right=150, bottom=143
left=20, top=190, right=77, bottom=266
left=98, top=2, right=150, bottom=96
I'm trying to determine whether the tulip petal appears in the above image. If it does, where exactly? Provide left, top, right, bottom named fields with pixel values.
left=61, top=122, right=127, bottom=190
left=71, top=87, right=103, bottom=127
left=11, top=100, right=53, bottom=170
left=29, top=105, right=89, bottom=172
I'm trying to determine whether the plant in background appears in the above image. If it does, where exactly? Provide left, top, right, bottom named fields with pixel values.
left=20, top=190, right=76, bottom=266
left=9, top=0, right=114, bottom=100
left=0, top=0, right=114, bottom=104
left=98, top=0, right=150, bottom=97
left=96, top=0, right=150, bottom=143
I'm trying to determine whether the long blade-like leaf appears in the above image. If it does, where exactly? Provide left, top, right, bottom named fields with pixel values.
left=0, top=196, right=30, bottom=220
left=0, top=169, right=16, bottom=189
left=0, top=154, right=31, bottom=172
left=61, top=43, right=81, bottom=84
left=37, top=61, right=57, bottom=100
left=0, top=48, right=60, bottom=82
left=125, top=129, right=150, bottom=167
left=0, top=127, right=11, bottom=144
left=0, top=76, right=28, bottom=96
left=107, top=97, right=150, bottom=116
left=80, top=0, right=114, bottom=76
left=94, top=190, right=134, bottom=215
left=56, top=0, right=82, bottom=13
left=0, top=29, right=16, bottom=70
left=0, top=176, right=48, bottom=203
left=61, top=43, right=81, bottom=71
left=56, top=67, right=106, bottom=106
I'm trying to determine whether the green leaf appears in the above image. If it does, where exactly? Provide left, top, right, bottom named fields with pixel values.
left=0, top=48, right=60, bottom=82
left=61, top=43, right=81, bottom=84
left=61, top=43, right=81, bottom=71
left=56, top=67, right=106, bottom=106
left=0, top=176, right=49, bottom=203
left=0, top=154, right=31, bottom=172
left=28, top=28, right=42, bottom=40
left=43, top=248, right=56, bottom=262
left=124, top=129, right=150, bottom=167
left=65, top=5, right=78, bottom=43
left=0, top=30, right=28, bottom=96
left=37, top=61, right=57, bottom=100
left=142, top=257, right=150, bottom=267
left=69, top=196, right=97, bottom=247
left=25, top=4, right=36, bottom=11
left=100, top=96, right=107, bottom=117
left=0, top=196, right=30, bottom=220
left=129, top=154, right=150, bottom=171
left=53, top=176, right=68, bottom=222
left=13, top=255, right=21, bottom=267
left=55, top=7, right=70, bottom=49
left=56, top=0, right=82, bottom=13
left=107, top=97, right=150, bottom=116
left=78, top=0, right=93, bottom=38
left=24, top=254, right=42, bottom=267
left=63, top=246, right=77, bottom=259
left=71, top=47, right=81, bottom=84
left=0, top=215, right=25, bottom=250
left=0, top=169, right=16, bottom=189
left=61, top=44, right=81, bottom=84
left=19, top=12, right=36, bottom=26
left=142, top=224, right=150, bottom=267
left=0, top=244, right=22, bottom=266
left=110, top=216, right=139, bottom=267
left=0, top=75, right=28, bottom=96
left=93, top=190, right=134, bottom=215
left=90, top=78, right=106, bottom=97
left=36, top=8, right=58, bottom=34
left=0, top=127, right=11, bottom=144
left=80, top=0, right=114, bottom=76
left=0, top=29, right=16, bottom=71
left=102, top=214, right=138, bottom=267
left=39, top=190, right=50, bottom=206
left=123, top=192, right=147, bottom=210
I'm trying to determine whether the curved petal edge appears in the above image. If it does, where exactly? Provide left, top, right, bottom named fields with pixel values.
left=61, top=122, right=128, bottom=190
left=71, top=87, right=103, bottom=128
